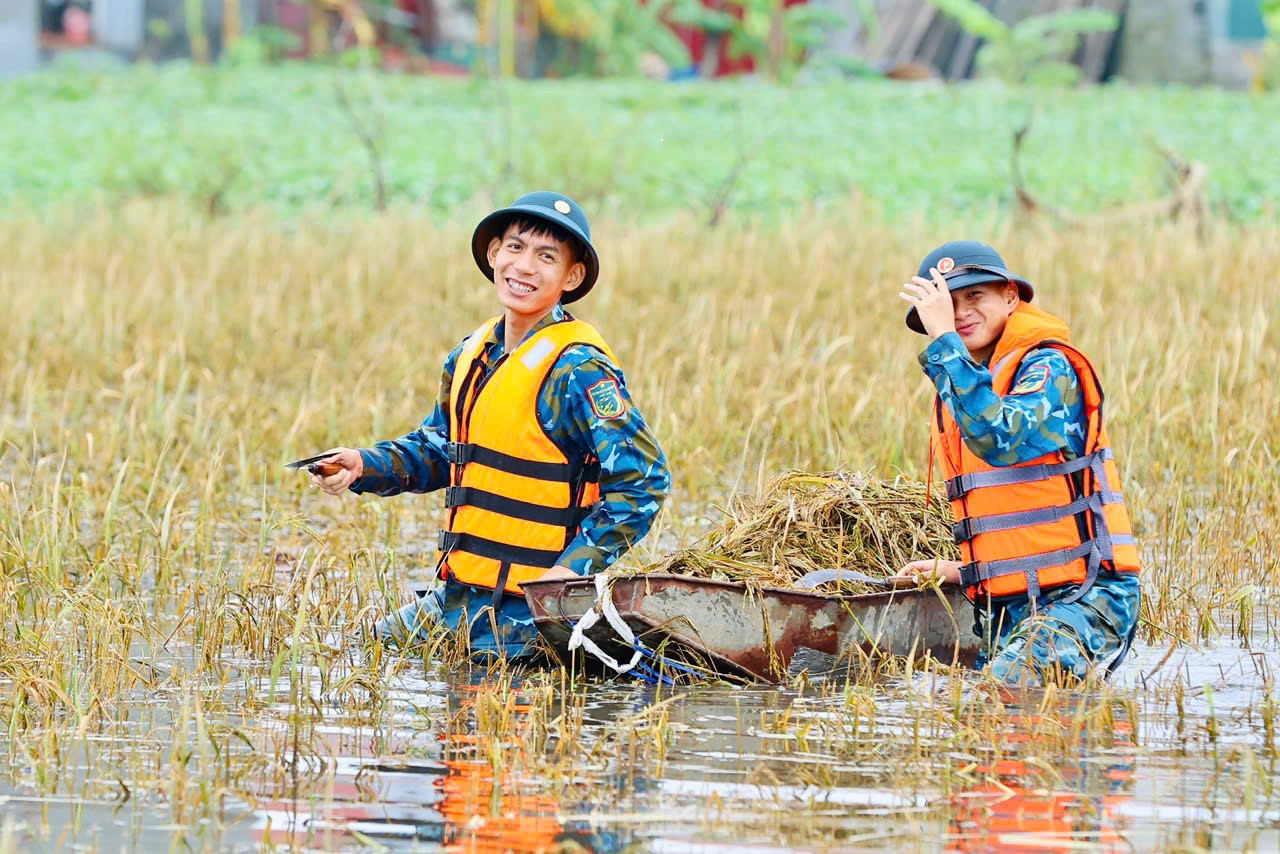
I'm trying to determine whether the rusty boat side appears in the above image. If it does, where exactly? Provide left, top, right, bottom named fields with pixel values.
left=522, top=573, right=979, bottom=682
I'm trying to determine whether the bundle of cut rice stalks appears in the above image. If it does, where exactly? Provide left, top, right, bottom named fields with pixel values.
left=643, top=471, right=960, bottom=594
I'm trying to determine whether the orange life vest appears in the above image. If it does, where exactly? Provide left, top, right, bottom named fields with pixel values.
left=438, top=315, right=616, bottom=596
left=931, top=303, right=1141, bottom=602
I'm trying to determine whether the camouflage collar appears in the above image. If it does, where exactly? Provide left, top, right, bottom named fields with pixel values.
left=489, top=304, right=568, bottom=359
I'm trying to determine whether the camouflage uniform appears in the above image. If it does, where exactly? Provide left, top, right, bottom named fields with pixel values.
left=352, top=304, right=670, bottom=657
left=920, top=331, right=1140, bottom=684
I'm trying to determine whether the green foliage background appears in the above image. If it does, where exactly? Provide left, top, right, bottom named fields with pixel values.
left=2, top=65, right=1277, bottom=219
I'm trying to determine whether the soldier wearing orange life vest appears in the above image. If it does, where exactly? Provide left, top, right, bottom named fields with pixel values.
left=896, top=241, right=1141, bottom=685
left=311, top=192, right=670, bottom=656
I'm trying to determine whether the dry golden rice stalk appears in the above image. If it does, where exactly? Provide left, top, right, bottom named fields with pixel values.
left=643, top=471, right=958, bottom=593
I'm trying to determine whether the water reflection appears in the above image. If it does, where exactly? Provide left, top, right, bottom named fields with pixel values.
left=3, top=640, right=1275, bottom=850
left=946, top=710, right=1135, bottom=852
left=247, top=674, right=632, bottom=852
left=235, top=645, right=1280, bottom=852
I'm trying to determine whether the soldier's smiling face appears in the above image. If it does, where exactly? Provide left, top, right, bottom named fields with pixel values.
left=487, top=222, right=584, bottom=320
left=952, top=281, right=1019, bottom=363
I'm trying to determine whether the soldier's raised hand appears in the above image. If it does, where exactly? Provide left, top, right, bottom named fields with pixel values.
left=900, top=267, right=957, bottom=339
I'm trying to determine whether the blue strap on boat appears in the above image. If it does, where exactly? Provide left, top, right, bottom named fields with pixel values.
left=630, top=663, right=658, bottom=685
left=632, top=659, right=675, bottom=686
left=634, top=640, right=708, bottom=679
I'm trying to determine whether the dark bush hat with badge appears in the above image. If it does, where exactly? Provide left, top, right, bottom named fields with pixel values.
left=906, top=240, right=1035, bottom=334
left=472, top=191, right=599, bottom=304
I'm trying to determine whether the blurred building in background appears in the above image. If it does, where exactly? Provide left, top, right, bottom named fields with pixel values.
left=1, top=0, right=41, bottom=73
left=3, top=0, right=1273, bottom=88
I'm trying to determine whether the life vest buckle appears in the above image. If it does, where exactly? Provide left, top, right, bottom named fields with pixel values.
left=952, top=517, right=974, bottom=544
left=444, top=485, right=464, bottom=508
left=446, top=442, right=473, bottom=465
left=946, top=475, right=968, bottom=501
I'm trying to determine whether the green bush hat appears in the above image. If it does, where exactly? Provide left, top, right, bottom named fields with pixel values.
left=905, top=240, right=1036, bottom=334
left=471, top=191, right=600, bottom=304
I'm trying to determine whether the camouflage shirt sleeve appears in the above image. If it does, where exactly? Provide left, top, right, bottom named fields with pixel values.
left=919, top=331, right=1087, bottom=467
left=349, top=341, right=462, bottom=497
left=544, top=346, right=671, bottom=576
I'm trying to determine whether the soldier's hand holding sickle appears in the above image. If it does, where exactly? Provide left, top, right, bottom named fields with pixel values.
left=899, top=266, right=956, bottom=339
left=286, top=449, right=364, bottom=495
left=311, top=449, right=363, bottom=494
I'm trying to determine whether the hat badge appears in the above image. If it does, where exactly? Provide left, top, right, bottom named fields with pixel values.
left=937, top=257, right=955, bottom=275
left=554, top=200, right=572, bottom=214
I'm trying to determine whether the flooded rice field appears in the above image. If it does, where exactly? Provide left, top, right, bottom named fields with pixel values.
left=1, top=625, right=1276, bottom=852
left=0, top=481, right=1277, bottom=852
left=2, top=211, right=1279, bottom=850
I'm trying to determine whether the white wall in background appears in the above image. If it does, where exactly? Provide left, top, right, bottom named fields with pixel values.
left=0, top=0, right=39, bottom=74
left=94, top=0, right=144, bottom=51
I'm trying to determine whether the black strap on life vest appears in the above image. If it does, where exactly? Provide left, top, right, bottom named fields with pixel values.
left=438, top=531, right=562, bottom=569
left=442, top=441, right=600, bottom=551
left=953, top=448, right=1133, bottom=605
left=446, top=441, right=599, bottom=483
left=959, top=535, right=1135, bottom=598
left=491, top=562, right=512, bottom=609
left=946, top=449, right=1113, bottom=501
left=441, top=335, right=602, bottom=582
left=952, top=494, right=1102, bottom=543
left=444, top=485, right=593, bottom=528
left=453, top=360, right=487, bottom=443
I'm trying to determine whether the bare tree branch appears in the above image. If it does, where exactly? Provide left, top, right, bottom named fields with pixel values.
left=1011, top=119, right=1208, bottom=236
left=333, top=73, right=387, bottom=213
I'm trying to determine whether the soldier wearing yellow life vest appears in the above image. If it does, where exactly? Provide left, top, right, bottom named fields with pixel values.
left=896, top=241, right=1141, bottom=684
left=312, top=192, right=670, bottom=656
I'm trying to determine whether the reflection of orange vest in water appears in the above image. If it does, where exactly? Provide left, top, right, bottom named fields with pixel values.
left=931, top=303, right=1141, bottom=602
left=947, top=723, right=1135, bottom=852
left=439, top=759, right=563, bottom=852
left=438, top=316, right=615, bottom=596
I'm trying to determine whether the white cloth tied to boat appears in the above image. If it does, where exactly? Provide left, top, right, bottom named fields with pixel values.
left=566, top=573, right=643, bottom=673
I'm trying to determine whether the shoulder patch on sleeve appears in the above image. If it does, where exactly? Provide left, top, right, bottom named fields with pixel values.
left=1010, top=363, right=1051, bottom=395
left=587, top=378, right=628, bottom=420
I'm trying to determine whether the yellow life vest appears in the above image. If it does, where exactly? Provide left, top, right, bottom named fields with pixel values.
left=932, top=303, right=1141, bottom=603
left=438, top=315, right=617, bottom=596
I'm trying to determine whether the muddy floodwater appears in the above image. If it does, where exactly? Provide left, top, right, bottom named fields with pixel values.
left=1, top=629, right=1277, bottom=852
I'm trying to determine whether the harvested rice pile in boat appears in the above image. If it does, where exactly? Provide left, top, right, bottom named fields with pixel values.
left=644, top=471, right=960, bottom=594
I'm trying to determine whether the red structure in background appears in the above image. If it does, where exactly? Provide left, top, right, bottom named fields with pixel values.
left=667, top=0, right=808, bottom=76
left=271, top=0, right=812, bottom=78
